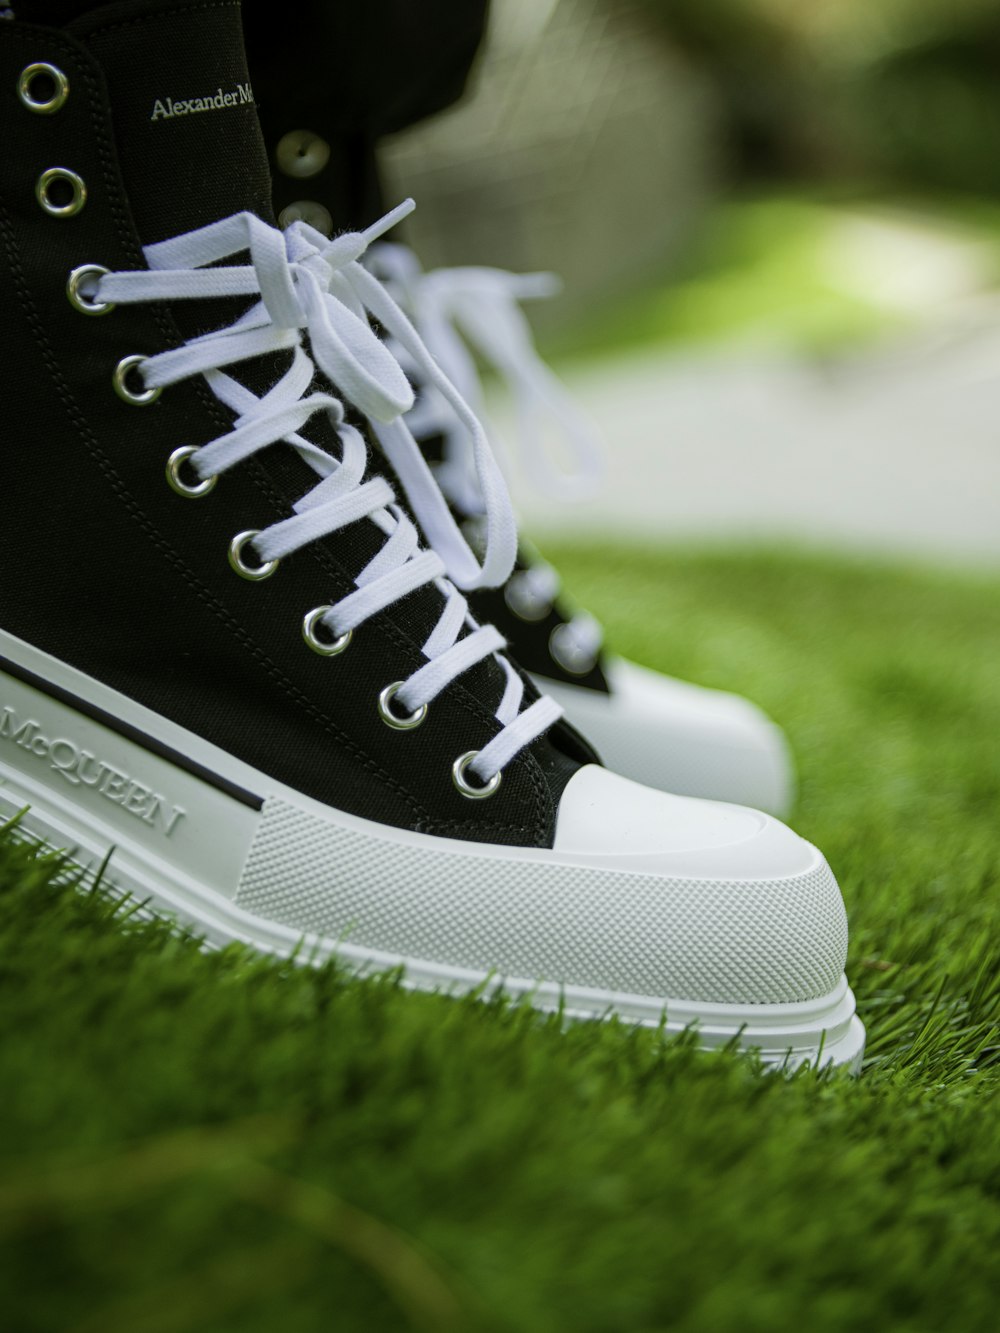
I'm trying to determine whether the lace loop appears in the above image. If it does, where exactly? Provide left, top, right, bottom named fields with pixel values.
left=286, top=219, right=519, bottom=593
left=365, top=243, right=608, bottom=669
left=369, top=243, right=606, bottom=504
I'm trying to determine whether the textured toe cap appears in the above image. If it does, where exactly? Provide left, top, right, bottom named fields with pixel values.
left=546, top=765, right=848, bottom=1004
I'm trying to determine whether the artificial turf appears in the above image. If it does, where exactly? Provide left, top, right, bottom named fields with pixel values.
left=1, top=546, right=998, bottom=1332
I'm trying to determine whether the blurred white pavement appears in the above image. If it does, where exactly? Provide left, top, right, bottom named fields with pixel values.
left=489, top=317, right=1000, bottom=567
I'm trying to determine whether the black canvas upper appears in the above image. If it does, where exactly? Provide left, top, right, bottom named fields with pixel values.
left=470, top=554, right=611, bottom=695
left=246, top=11, right=613, bottom=696
left=0, top=0, right=595, bottom=848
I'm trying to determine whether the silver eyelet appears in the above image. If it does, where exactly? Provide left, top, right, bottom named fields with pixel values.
left=67, top=264, right=114, bottom=316
left=276, top=129, right=331, bottom=179
left=452, top=751, right=502, bottom=800
left=18, top=63, right=69, bottom=115
left=166, top=447, right=216, bottom=499
left=36, top=166, right=86, bottom=217
left=504, top=572, right=552, bottom=623
left=278, top=200, right=333, bottom=236
left=378, top=681, right=427, bottom=731
left=549, top=623, right=598, bottom=677
left=229, top=530, right=279, bottom=582
left=113, top=354, right=161, bottom=406
left=302, top=606, right=352, bottom=657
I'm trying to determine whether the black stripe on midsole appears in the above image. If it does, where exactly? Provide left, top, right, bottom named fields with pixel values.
left=0, top=653, right=264, bottom=812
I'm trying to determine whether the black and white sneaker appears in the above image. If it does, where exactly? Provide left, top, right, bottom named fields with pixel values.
left=247, top=5, right=794, bottom=816
left=0, top=0, right=862, bottom=1070
left=363, top=243, right=797, bottom=817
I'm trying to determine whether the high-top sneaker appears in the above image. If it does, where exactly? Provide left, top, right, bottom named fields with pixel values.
left=253, top=104, right=795, bottom=818
left=240, top=1, right=795, bottom=814
left=0, top=0, right=863, bottom=1069
left=363, top=245, right=797, bottom=816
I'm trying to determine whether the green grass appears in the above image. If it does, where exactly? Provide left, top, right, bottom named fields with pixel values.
left=543, top=192, right=1000, bottom=362
left=2, top=547, right=999, bottom=1333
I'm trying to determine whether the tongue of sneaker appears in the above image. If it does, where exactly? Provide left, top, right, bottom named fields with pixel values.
left=66, top=0, right=274, bottom=244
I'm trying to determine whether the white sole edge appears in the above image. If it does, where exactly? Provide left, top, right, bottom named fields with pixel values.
left=0, top=634, right=865, bottom=1075
left=0, top=786, right=865, bottom=1076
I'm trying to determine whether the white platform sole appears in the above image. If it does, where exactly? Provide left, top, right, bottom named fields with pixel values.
left=0, top=633, right=865, bottom=1074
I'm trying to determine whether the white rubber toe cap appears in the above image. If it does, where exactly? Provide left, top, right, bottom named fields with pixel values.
left=555, top=764, right=810, bottom=878
left=534, top=656, right=795, bottom=816
left=545, top=765, right=848, bottom=1005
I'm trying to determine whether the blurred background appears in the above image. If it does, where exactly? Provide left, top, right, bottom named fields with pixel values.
left=379, top=0, right=1000, bottom=565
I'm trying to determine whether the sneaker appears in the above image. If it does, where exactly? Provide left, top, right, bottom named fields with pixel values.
left=0, top=0, right=862, bottom=1070
left=247, top=15, right=795, bottom=816
left=242, top=3, right=794, bottom=813
left=366, top=244, right=797, bottom=816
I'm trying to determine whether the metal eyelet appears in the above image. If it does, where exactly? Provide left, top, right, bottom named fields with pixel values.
left=276, top=129, right=331, bottom=179
left=229, top=530, right=279, bottom=581
left=36, top=167, right=86, bottom=217
left=67, top=264, right=114, bottom=316
left=504, top=572, right=552, bottom=623
left=549, top=623, right=598, bottom=677
left=113, top=354, right=161, bottom=406
left=278, top=200, right=333, bottom=236
left=378, top=681, right=427, bottom=731
left=452, top=751, right=502, bottom=800
left=302, top=606, right=352, bottom=657
left=18, top=63, right=69, bottom=115
left=166, top=447, right=216, bottom=499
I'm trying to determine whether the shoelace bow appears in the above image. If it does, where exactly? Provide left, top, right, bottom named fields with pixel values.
left=367, top=241, right=606, bottom=667
left=93, top=202, right=561, bottom=784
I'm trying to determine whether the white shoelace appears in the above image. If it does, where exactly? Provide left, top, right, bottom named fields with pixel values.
left=367, top=241, right=606, bottom=665
left=92, top=203, right=561, bottom=784
left=368, top=242, right=606, bottom=504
